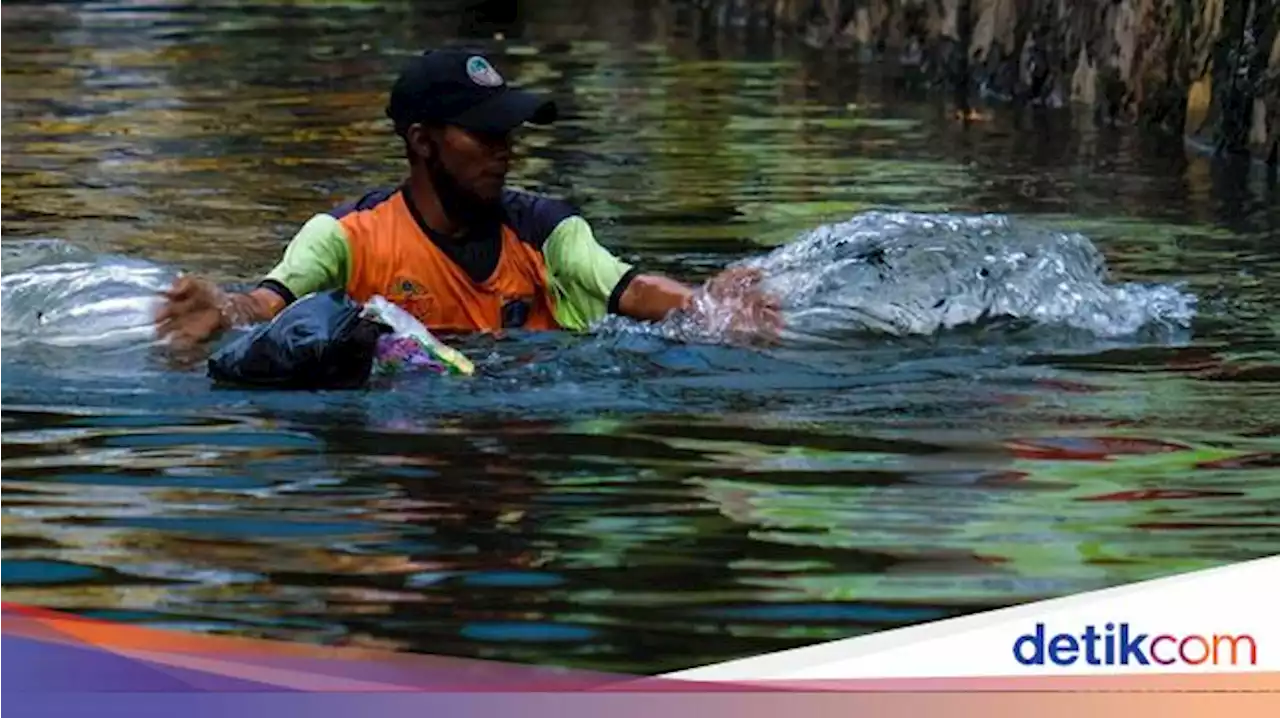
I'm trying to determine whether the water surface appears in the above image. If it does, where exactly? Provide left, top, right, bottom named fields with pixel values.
left=3, top=0, right=1279, bottom=674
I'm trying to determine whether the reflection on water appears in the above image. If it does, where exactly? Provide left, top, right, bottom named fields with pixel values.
left=3, top=0, right=1279, bottom=674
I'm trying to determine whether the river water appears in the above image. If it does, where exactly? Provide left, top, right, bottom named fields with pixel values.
left=2, top=1, right=1278, bottom=674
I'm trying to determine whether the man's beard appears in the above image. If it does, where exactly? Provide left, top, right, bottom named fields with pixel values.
left=424, top=146, right=501, bottom=229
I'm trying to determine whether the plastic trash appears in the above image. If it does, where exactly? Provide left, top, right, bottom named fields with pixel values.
left=362, top=295, right=475, bottom=377
left=207, top=289, right=388, bottom=389
left=206, top=290, right=472, bottom=389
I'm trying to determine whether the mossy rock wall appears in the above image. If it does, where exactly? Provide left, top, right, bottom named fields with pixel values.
left=674, top=0, right=1278, bottom=164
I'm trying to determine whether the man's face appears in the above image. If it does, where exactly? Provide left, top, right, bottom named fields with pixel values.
left=421, top=124, right=514, bottom=205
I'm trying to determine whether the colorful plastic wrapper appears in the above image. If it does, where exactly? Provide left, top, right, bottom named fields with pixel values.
left=362, top=295, right=475, bottom=377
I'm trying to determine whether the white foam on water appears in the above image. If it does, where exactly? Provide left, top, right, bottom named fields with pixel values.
left=600, top=211, right=1198, bottom=344
left=2, top=240, right=177, bottom=349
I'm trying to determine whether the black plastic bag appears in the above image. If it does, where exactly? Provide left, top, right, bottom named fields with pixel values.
left=207, top=289, right=390, bottom=389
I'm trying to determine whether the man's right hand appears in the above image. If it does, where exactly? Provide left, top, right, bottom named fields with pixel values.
left=155, top=275, right=229, bottom=349
left=155, top=276, right=284, bottom=349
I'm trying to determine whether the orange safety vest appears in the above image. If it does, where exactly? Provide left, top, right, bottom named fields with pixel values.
left=331, top=186, right=562, bottom=334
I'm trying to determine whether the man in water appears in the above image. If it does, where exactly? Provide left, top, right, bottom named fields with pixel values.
left=156, top=49, right=779, bottom=348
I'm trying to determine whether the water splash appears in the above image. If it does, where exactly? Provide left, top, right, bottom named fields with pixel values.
left=602, top=211, right=1198, bottom=343
left=2, top=240, right=176, bottom=348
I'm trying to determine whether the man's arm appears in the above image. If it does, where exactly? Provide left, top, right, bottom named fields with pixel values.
left=155, top=213, right=352, bottom=348
left=257, top=213, right=352, bottom=306
left=541, top=216, right=779, bottom=336
left=541, top=215, right=689, bottom=329
left=614, top=274, right=694, bottom=321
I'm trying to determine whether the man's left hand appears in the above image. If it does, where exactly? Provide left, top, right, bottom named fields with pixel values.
left=702, top=266, right=784, bottom=343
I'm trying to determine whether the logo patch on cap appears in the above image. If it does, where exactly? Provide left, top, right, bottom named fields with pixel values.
left=465, top=56, right=504, bottom=87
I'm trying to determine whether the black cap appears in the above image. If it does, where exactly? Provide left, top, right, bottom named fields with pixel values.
left=386, top=49, right=558, bottom=136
